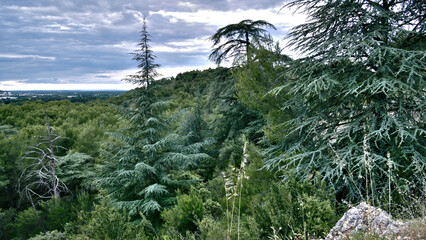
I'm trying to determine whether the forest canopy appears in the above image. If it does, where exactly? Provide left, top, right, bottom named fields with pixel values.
left=0, top=1, right=424, bottom=239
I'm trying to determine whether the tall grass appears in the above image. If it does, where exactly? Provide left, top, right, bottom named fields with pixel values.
left=222, top=139, right=249, bottom=240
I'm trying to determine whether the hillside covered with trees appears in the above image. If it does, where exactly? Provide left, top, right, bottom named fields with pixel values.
left=0, top=0, right=424, bottom=239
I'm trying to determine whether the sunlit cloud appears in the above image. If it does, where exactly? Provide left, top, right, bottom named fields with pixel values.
left=177, top=1, right=198, bottom=9
left=150, top=7, right=306, bottom=29
left=152, top=37, right=210, bottom=53
left=4, top=5, right=58, bottom=12
left=0, top=54, right=56, bottom=60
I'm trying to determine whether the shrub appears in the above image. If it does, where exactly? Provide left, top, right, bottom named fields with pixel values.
left=162, top=189, right=205, bottom=234
left=12, top=207, right=45, bottom=239
left=0, top=208, right=16, bottom=240
left=28, top=230, right=67, bottom=240
left=249, top=175, right=338, bottom=239
left=65, top=193, right=152, bottom=239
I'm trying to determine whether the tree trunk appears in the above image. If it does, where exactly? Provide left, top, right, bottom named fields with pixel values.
left=245, top=31, right=250, bottom=62
left=46, top=114, right=59, bottom=199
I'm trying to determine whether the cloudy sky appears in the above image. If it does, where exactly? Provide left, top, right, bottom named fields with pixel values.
left=0, top=0, right=305, bottom=91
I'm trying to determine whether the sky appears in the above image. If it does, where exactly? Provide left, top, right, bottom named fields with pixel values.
left=0, top=0, right=306, bottom=91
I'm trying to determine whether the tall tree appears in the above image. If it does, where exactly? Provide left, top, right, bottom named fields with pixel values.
left=123, top=16, right=160, bottom=88
left=98, top=88, right=170, bottom=217
left=98, top=85, right=209, bottom=219
left=266, top=0, right=425, bottom=208
left=209, top=19, right=276, bottom=65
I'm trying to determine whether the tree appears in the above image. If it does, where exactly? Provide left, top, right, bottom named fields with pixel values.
left=98, top=88, right=171, bottom=217
left=209, top=19, right=276, bottom=65
left=123, top=16, right=160, bottom=87
left=57, top=151, right=96, bottom=192
left=98, top=85, right=209, bottom=219
left=266, top=0, right=425, bottom=209
left=234, top=38, right=291, bottom=116
left=18, top=115, right=68, bottom=207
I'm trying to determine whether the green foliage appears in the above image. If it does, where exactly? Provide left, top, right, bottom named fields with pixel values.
left=98, top=85, right=206, bottom=219
left=162, top=189, right=205, bottom=234
left=9, top=197, right=87, bottom=239
left=209, top=19, right=276, bottom=65
left=57, top=151, right=96, bottom=191
left=234, top=38, right=291, bottom=116
left=0, top=100, right=120, bottom=157
left=349, top=231, right=387, bottom=240
left=264, top=0, right=426, bottom=211
left=41, top=199, right=76, bottom=232
left=65, top=193, right=151, bottom=239
left=249, top=175, right=337, bottom=239
left=206, top=68, right=265, bottom=145
left=12, top=207, right=44, bottom=239
left=7, top=16, right=424, bottom=238
left=0, top=208, right=16, bottom=240
left=123, top=16, right=160, bottom=87
left=233, top=38, right=293, bottom=145
left=29, top=230, right=67, bottom=240
left=0, top=128, right=22, bottom=209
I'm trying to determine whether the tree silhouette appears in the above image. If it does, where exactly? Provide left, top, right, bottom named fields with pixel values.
left=209, top=19, right=276, bottom=65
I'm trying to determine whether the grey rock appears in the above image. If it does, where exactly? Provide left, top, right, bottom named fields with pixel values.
left=325, top=202, right=405, bottom=240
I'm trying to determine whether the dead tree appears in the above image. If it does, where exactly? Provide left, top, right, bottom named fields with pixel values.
left=18, top=115, right=68, bottom=207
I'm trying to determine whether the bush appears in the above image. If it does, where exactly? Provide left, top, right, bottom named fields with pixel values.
left=41, top=198, right=74, bottom=232
left=12, top=207, right=45, bottom=239
left=0, top=208, right=16, bottom=240
left=162, top=189, right=205, bottom=234
left=28, top=230, right=67, bottom=240
left=249, top=175, right=338, bottom=239
left=65, top=193, right=152, bottom=239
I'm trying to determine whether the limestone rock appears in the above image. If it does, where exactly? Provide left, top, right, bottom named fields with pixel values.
left=325, top=202, right=405, bottom=239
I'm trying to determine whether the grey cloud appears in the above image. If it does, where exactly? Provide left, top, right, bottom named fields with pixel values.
left=0, top=0, right=295, bottom=89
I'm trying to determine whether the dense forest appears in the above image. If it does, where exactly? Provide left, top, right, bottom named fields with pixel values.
left=1, top=1, right=425, bottom=239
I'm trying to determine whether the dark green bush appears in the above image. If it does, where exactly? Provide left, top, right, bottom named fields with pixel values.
left=249, top=175, right=338, bottom=239
left=162, top=189, right=205, bottom=234
left=12, top=207, right=45, bottom=239
left=0, top=208, right=16, bottom=240
left=65, top=193, right=152, bottom=239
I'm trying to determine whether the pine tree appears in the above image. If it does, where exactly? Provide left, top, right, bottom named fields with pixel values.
left=209, top=19, right=276, bottom=65
left=98, top=87, right=170, bottom=217
left=168, top=96, right=214, bottom=178
left=266, top=0, right=425, bottom=207
left=123, top=16, right=160, bottom=87
left=98, top=85, right=210, bottom=218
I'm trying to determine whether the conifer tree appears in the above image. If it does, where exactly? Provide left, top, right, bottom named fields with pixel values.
left=167, top=97, right=214, bottom=178
left=123, top=16, right=160, bottom=87
left=266, top=0, right=425, bottom=207
left=98, top=86, right=211, bottom=218
left=98, top=87, right=170, bottom=216
left=209, top=19, right=276, bottom=65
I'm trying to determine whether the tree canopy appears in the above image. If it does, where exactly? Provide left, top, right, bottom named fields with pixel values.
left=209, top=19, right=276, bottom=65
left=1, top=2, right=425, bottom=239
left=265, top=0, right=425, bottom=204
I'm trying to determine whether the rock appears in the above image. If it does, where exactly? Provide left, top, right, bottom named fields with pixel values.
left=325, top=202, right=405, bottom=239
